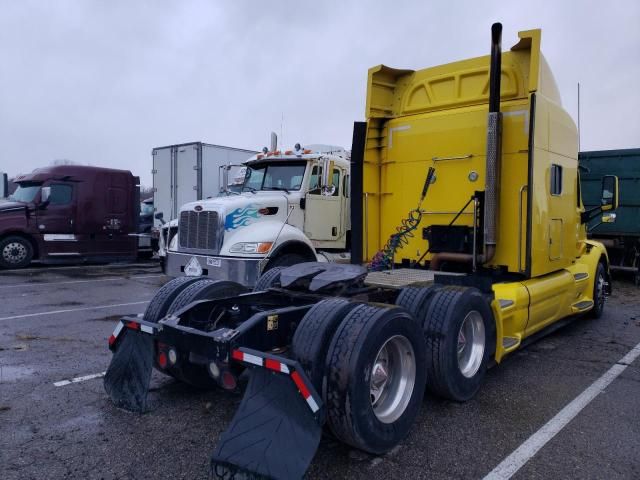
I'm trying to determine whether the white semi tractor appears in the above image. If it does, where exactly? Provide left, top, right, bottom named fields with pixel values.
left=159, top=144, right=351, bottom=286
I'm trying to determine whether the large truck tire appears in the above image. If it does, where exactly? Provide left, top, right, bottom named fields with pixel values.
left=264, top=253, right=306, bottom=271
left=325, top=304, right=427, bottom=454
left=590, top=262, right=607, bottom=319
left=253, top=266, right=285, bottom=291
left=168, top=279, right=245, bottom=315
left=423, top=286, right=495, bottom=402
left=291, top=298, right=359, bottom=393
left=164, top=279, right=246, bottom=389
left=0, top=235, right=34, bottom=269
left=143, top=276, right=203, bottom=322
left=395, top=284, right=443, bottom=324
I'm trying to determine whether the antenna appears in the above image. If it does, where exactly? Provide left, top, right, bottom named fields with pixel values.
left=280, top=112, right=284, bottom=149
left=577, top=82, right=581, bottom=152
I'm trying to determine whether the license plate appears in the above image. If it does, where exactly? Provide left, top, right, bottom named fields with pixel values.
left=207, top=257, right=222, bottom=267
left=184, top=257, right=203, bottom=277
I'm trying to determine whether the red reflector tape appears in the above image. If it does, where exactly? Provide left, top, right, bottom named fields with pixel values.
left=264, top=358, right=281, bottom=371
left=291, top=371, right=311, bottom=399
left=125, top=321, right=140, bottom=331
left=232, top=350, right=243, bottom=361
left=232, top=349, right=318, bottom=413
left=108, top=321, right=125, bottom=347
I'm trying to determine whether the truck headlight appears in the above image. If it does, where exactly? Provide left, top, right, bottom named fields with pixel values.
left=169, top=234, right=179, bottom=251
left=229, top=242, right=273, bottom=254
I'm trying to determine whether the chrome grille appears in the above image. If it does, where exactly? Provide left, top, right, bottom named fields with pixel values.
left=179, top=210, right=222, bottom=252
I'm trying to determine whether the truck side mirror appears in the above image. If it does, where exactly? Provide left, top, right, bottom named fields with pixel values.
left=220, top=165, right=230, bottom=194
left=600, top=175, right=619, bottom=211
left=155, top=212, right=166, bottom=225
left=40, top=186, right=51, bottom=206
left=320, top=158, right=335, bottom=196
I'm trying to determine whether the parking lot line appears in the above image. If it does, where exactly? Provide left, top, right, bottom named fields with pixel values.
left=483, top=340, right=640, bottom=480
left=53, top=372, right=107, bottom=387
left=53, top=371, right=106, bottom=387
left=0, top=301, right=150, bottom=322
left=0, top=274, right=164, bottom=289
left=0, top=262, right=158, bottom=274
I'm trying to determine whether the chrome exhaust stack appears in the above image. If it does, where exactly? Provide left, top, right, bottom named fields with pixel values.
left=478, top=22, right=503, bottom=265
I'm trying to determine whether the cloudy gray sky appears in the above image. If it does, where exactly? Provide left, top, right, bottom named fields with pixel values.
left=1, top=0, right=638, bottom=186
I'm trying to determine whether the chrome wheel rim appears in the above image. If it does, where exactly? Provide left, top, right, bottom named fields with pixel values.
left=457, top=311, right=485, bottom=378
left=3, top=242, right=27, bottom=264
left=369, top=335, right=416, bottom=424
left=596, top=271, right=605, bottom=311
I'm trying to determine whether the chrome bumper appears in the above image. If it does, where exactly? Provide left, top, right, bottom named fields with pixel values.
left=165, top=251, right=262, bottom=287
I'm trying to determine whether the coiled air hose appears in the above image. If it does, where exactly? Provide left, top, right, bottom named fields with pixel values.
left=369, top=167, right=435, bottom=271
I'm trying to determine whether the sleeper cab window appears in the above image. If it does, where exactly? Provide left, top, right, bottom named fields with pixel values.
left=550, top=164, right=562, bottom=196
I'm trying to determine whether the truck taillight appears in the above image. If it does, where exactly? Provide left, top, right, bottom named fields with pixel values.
left=158, top=351, right=168, bottom=369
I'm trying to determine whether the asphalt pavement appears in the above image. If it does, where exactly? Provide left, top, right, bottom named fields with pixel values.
left=1, top=262, right=638, bottom=479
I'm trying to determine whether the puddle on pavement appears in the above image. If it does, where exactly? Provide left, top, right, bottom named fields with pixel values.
left=0, top=365, right=35, bottom=382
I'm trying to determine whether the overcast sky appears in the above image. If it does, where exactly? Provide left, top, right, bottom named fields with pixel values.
left=1, top=0, right=638, bottom=186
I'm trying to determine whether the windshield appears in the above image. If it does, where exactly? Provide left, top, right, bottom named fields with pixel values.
left=9, top=183, right=41, bottom=203
left=140, top=202, right=154, bottom=216
left=242, top=162, right=306, bottom=192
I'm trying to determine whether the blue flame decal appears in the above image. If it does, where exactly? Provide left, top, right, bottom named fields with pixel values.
left=225, top=204, right=261, bottom=231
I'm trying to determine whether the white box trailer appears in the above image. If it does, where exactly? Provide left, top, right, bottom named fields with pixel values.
left=152, top=142, right=256, bottom=226
left=0, top=172, right=8, bottom=198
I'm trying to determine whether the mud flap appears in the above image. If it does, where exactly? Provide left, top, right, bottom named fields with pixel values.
left=210, top=368, right=323, bottom=480
left=104, top=329, right=154, bottom=413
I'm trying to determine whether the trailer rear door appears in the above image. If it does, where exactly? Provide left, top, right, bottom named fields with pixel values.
left=153, top=147, right=172, bottom=226
left=176, top=144, right=199, bottom=212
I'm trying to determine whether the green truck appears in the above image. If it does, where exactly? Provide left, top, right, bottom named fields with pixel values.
left=580, top=148, right=640, bottom=285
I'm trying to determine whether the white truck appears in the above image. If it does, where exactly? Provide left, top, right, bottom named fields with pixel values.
left=159, top=144, right=351, bottom=286
left=152, top=142, right=257, bottom=227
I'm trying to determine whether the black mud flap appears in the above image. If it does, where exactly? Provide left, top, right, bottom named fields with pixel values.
left=104, top=329, right=154, bottom=413
left=210, top=368, right=323, bottom=480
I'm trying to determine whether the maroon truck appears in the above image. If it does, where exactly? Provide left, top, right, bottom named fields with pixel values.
left=0, top=165, right=140, bottom=268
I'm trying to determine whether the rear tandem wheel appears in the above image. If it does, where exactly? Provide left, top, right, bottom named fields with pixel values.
left=423, top=286, right=496, bottom=402
left=324, top=304, right=427, bottom=454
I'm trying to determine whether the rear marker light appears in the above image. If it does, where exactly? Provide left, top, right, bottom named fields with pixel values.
left=208, top=362, right=220, bottom=379
left=222, top=371, right=237, bottom=390
left=167, top=348, right=177, bottom=365
left=158, top=352, right=168, bottom=369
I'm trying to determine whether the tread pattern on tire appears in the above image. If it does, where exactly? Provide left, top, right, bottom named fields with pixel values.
left=396, top=284, right=442, bottom=323
left=423, top=286, right=466, bottom=398
left=253, top=266, right=284, bottom=291
left=291, top=298, right=358, bottom=393
left=143, top=276, right=202, bottom=322
left=168, top=279, right=243, bottom=315
left=423, top=285, right=495, bottom=401
left=325, top=304, right=384, bottom=448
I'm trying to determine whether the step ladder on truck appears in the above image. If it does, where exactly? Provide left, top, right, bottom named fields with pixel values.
left=103, top=24, right=618, bottom=479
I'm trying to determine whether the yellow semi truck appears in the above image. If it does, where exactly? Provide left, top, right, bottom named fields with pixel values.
left=359, top=23, right=619, bottom=377
left=104, top=24, right=618, bottom=479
